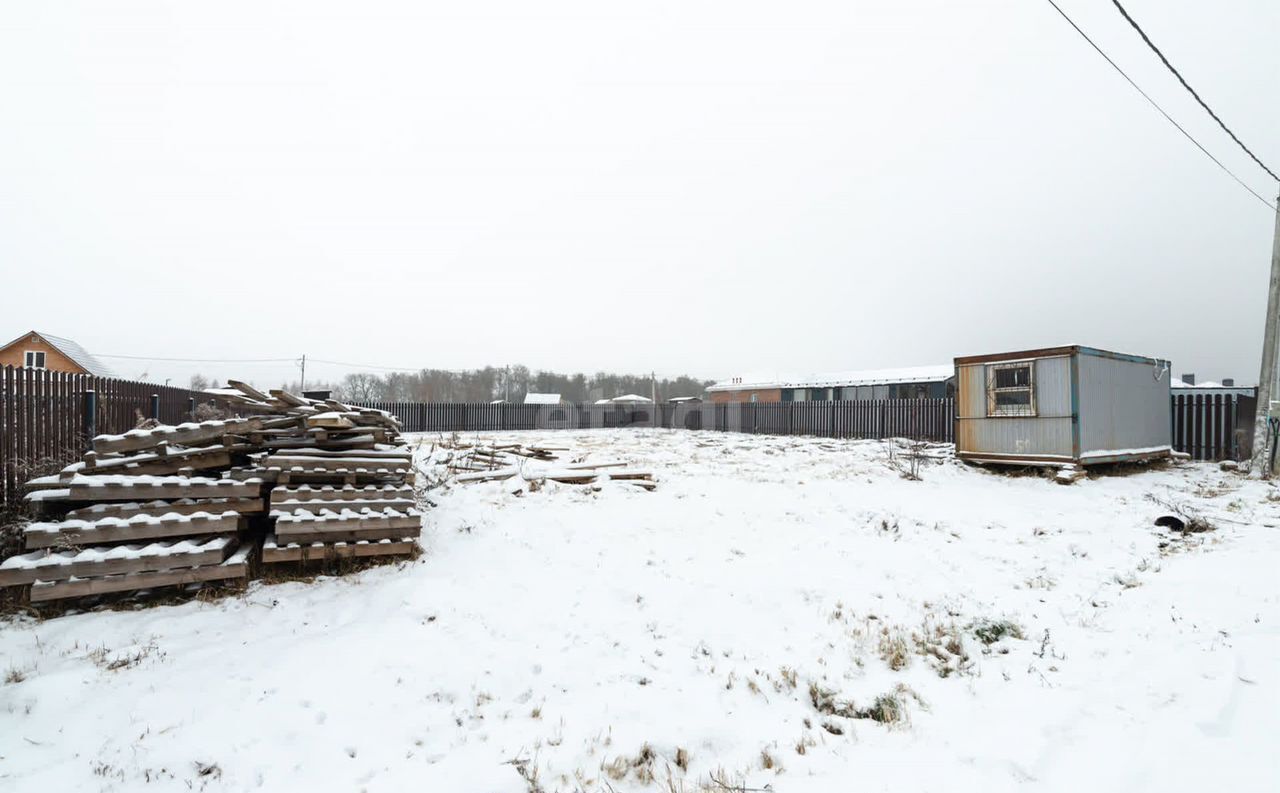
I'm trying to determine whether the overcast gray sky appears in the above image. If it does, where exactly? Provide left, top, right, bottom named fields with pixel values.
left=2, top=0, right=1277, bottom=388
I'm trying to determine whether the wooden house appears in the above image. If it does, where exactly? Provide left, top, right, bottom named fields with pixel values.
left=0, top=330, right=116, bottom=377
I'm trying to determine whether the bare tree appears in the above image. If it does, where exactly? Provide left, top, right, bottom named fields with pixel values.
left=337, top=372, right=385, bottom=402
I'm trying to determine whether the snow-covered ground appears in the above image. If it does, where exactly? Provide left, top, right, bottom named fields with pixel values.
left=2, top=430, right=1278, bottom=792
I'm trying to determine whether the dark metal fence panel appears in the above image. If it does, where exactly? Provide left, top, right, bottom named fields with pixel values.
left=1171, top=393, right=1253, bottom=461
left=0, top=367, right=208, bottom=508
left=348, top=399, right=958, bottom=443
left=349, top=394, right=1257, bottom=463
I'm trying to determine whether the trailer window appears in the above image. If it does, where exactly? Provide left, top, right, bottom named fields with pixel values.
left=987, top=362, right=1035, bottom=416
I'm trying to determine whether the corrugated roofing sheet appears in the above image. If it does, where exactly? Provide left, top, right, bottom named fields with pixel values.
left=708, top=364, right=953, bottom=392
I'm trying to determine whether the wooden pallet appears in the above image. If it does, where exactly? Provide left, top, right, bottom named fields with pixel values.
left=228, top=466, right=411, bottom=486
left=269, top=484, right=415, bottom=503
left=24, top=512, right=244, bottom=550
left=272, top=447, right=413, bottom=461
left=29, top=545, right=252, bottom=602
left=271, top=496, right=416, bottom=512
left=1, top=537, right=237, bottom=586
left=273, top=507, right=421, bottom=543
left=29, top=475, right=264, bottom=503
left=261, top=533, right=416, bottom=563
left=263, top=454, right=413, bottom=475
left=275, top=468, right=414, bottom=486
left=65, top=497, right=264, bottom=522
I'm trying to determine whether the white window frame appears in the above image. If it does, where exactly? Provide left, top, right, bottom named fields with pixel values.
left=24, top=350, right=46, bottom=369
left=986, top=361, right=1036, bottom=417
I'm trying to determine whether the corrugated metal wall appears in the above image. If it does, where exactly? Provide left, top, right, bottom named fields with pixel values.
left=956, top=356, right=1073, bottom=459
left=1077, top=353, right=1171, bottom=455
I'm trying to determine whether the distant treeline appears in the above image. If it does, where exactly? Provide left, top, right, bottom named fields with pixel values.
left=190, top=367, right=713, bottom=404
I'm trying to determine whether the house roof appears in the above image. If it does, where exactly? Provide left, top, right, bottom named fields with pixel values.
left=523, top=392, right=561, bottom=405
left=3, top=330, right=116, bottom=377
left=708, top=364, right=953, bottom=392
left=1172, top=380, right=1252, bottom=390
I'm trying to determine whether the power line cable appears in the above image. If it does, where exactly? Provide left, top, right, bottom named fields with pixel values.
left=96, top=354, right=296, bottom=363
left=1041, top=0, right=1276, bottom=211
left=308, top=357, right=469, bottom=374
left=1110, top=0, right=1278, bottom=183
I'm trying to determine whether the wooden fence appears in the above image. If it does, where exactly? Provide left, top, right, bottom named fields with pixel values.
left=0, top=366, right=210, bottom=508
left=1171, top=392, right=1255, bottom=462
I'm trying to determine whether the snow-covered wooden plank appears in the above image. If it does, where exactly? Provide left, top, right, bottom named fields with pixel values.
left=269, top=484, right=415, bottom=503
left=268, top=389, right=309, bottom=407
left=52, top=446, right=237, bottom=480
left=260, top=533, right=416, bottom=563
left=273, top=506, right=419, bottom=522
left=65, top=497, right=264, bottom=522
left=58, top=475, right=262, bottom=502
left=28, top=545, right=251, bottom=602
left=271, top=497, right=416, bottom=512
left=539, top=468, right=654, bottom=482
left=1, top=537, right=236, bottom=586
left=306, top=412, right=356, bottom=430
left=273, top=467, right=414, bottom=486
left=264, top=452, right=409, bottom=470
left=273, top=525, right=420, bottom=544
left=23, top=511, right=244, bottom=549
left=271, top=447, right=413, bottom=461
left=562, top=460, right=629, bottom=470
left=91, top=417, right=265, bottom=455
left=273, top=508, right=421, bottom=543
left=455, top=467, right=520, bottom=483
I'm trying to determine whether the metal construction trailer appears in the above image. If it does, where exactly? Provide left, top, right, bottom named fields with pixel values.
left=954, top=346, right=1172, bottom=468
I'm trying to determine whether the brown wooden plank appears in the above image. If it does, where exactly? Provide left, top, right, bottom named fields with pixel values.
left=261, top=534, right=416, bottom=563
left=29, top=546, right=251, bottom=602
left=273, top=525, right=421, bottom=543
left=24, top=513, right=245, bottom=549
left=65, top=497, right=264, bottom=521
left=1, top=538, right=236, bottom=586
left=269, top=484, right=414, bottom=503
left=65, top=477, right=262, bottom=501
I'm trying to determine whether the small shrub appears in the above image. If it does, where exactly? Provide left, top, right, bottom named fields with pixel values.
left=969, top=618, right=1024, bottom=645
left=857, top=693, right=904, bottom=725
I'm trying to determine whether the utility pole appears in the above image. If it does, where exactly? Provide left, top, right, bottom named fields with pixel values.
left=299, top=354, right=307, bottom=393
left=651, top=370, right=657, bottom=405
left=505, top=365, right=510, bottom=402
left=1250, top=192, right=1280, bottom=476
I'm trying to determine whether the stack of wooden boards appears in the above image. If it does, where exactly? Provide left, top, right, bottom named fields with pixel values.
left=444, top=442, right=656, bottom=491
left=1, top=382, right=420, bottom=604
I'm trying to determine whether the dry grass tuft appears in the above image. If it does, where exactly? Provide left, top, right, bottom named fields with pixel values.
left=877, top=627, right=911, bottom=670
